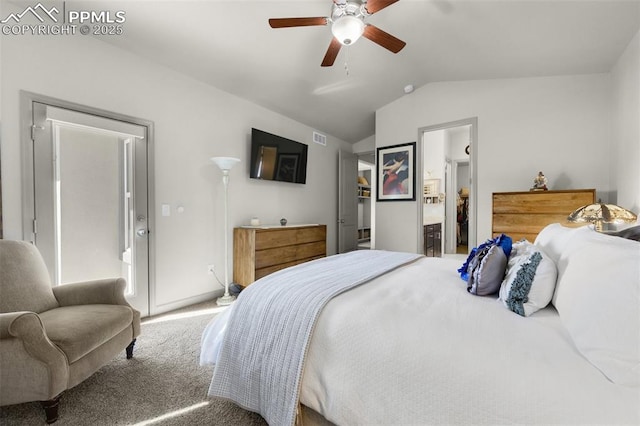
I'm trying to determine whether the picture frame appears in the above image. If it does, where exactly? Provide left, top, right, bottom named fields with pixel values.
left=275, top=153, right=299, bottom=182
left=376, top=142, right=416, bottom=201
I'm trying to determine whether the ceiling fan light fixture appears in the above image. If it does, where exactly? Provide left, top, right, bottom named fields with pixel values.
left=331, top=15, right=365, bottom=45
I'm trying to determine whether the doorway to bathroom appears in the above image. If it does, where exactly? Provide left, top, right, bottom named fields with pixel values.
left=420, top=118, right=477, bottom=256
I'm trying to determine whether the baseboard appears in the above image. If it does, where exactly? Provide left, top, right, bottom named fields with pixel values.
left=149, top=289, right=223, bottom=316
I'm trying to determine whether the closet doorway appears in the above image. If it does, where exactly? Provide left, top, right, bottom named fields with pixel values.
left=357, top=153, right=375, bottom=250
left=419, top=118, right=477, bottom=256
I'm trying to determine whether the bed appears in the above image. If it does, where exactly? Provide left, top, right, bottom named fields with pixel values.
left=200, top=223, right=640, bottom=425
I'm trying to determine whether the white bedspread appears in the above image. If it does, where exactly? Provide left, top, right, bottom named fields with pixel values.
left=300, top=256, right=640, bottom=425
left=202, top=255, right=640, bottom=425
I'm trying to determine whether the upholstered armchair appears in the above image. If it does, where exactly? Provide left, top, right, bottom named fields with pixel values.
left=0, top=240, right=141, bottom=423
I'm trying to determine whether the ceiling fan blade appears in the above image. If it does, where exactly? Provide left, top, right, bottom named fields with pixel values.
left=269, top=17, right=328, bottom=28
left=321, top=38, right=342, bottom=67
left=363, top=25, right=406, bottom=53
left=364, top=0, right=400, bottom=14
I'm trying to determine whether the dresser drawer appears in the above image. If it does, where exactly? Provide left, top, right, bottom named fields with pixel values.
left=491, top=213, right=578, bottom=235
left=492, top=189, right=595, bottom=242
left=492, top=191, right=595, bottom=214
left=255, top=255, right=325, bottom=281
left=255, top=241, right=326, bottom=269
left=255, top=226, right=326, bottom=250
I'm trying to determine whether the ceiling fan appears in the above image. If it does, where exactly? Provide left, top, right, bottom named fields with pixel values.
left=268, top=0, right=406, bottom=67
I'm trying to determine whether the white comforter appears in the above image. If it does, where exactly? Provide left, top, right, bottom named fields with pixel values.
left=203, top=256, right=640, bottom=425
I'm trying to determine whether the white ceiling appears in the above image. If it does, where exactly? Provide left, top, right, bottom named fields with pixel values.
left=71, top=0, right=639, bottom=143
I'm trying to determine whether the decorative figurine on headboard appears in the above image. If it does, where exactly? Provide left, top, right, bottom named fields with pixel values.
left=531, top=171, right=548, bottom=191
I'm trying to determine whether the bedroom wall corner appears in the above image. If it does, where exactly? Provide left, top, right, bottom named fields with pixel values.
left=352, top=135, right=375, bottom=154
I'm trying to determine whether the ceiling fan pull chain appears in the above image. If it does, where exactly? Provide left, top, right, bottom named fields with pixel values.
left=344, top=47, right=350, bottom=76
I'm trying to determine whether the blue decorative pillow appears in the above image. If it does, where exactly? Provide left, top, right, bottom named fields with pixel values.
left=467, top=244, right=508, bottom=295
left=458, top=234, right=512, bottom=281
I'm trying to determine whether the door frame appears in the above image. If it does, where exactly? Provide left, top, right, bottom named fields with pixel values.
left=418, top=117, right=478, bottom=255
left=20, top=91, right=155, bottom=315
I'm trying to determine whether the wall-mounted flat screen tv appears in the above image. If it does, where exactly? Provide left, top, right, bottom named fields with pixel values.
left=250, top=128, right=308, bottom=184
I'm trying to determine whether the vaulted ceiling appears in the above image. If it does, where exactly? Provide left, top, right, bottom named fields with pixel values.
left=72, top=0, right=639, bottom=143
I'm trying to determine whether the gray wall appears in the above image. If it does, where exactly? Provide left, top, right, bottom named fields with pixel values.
left=1, top=25, right=352, bottom=314
left=376, top=73, right=614, bottom=252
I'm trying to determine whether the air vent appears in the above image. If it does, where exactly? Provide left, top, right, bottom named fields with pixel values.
left=313, top=131, right=327, bottom=146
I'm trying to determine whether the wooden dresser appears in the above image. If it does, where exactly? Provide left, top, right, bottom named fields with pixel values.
left=492, top=189, right=595, bottom=242
left=233, top=224, right=327, bottom=287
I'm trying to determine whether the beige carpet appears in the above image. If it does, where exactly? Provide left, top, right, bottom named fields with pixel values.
left=0, top=301, right=267, bottom=425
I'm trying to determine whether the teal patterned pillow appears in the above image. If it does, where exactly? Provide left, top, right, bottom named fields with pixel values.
left=499, top=241, right=557, bottom=316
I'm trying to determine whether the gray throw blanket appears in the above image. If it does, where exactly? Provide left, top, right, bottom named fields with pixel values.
left=209, top=250, right=422, bottom=425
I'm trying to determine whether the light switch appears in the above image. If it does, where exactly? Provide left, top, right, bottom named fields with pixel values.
left=161, top=204, right=171, bottom=217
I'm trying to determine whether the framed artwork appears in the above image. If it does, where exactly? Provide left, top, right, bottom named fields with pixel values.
left=276, top=153, right=299, bottom=182
left=376, top=142, right=416, bottom=201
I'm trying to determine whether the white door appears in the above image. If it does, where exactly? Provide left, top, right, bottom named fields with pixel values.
left=30, top=102, right=150, bottom=316
left=338, top=150, right=358, bottom=253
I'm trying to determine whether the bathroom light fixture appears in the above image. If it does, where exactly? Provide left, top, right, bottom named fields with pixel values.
left=211, top=156, right=241, bottom=306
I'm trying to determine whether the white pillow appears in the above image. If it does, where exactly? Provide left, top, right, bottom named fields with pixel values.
left=534, top=223, right=579, bottom=264
left=554, top=229, right=640, bottom=386
left=499, top=240, right=557, bottom=316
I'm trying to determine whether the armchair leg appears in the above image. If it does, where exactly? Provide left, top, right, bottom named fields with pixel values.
left=126, top=338, right=137, bottom=359
left=41, top=394, right=61, bottom=424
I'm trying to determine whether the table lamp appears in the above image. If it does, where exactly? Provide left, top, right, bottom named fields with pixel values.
left=568, top=201, right=637, bottom=232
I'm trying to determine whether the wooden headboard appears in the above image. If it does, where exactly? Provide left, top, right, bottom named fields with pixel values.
left=492, top=189, right=596, bottom=242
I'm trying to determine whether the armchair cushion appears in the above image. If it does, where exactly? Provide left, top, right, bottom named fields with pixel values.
left=39, top=305, right=135, bottom=364
left=0, top=241, right=59, bottom=314
left=52, top=279, right=141, bottom=338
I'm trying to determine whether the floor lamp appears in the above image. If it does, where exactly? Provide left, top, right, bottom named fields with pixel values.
left=211, top=156, right=241, bottom=306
